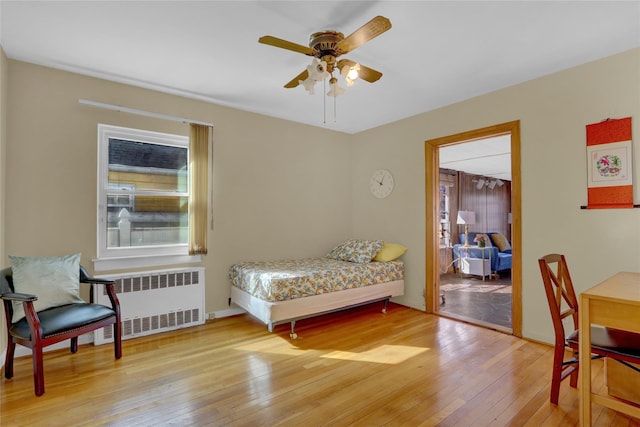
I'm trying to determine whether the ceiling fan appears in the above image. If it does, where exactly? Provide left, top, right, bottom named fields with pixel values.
left=258, top=16, right=392, bottom=96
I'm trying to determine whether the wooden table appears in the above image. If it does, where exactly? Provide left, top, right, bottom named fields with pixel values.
left=579, top=272, right=640, bottom=425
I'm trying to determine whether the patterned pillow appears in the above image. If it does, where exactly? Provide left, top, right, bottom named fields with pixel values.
left=326, top=239, right=384, bottom=264
left=490, top=233, right=512, bottom=252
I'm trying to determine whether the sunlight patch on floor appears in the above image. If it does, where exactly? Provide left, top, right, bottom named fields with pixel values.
left=234, top=339, right=430, bottom=364
left=322, top=345, right=430, bottom=364
left=234, top=336, right=309, bottom=356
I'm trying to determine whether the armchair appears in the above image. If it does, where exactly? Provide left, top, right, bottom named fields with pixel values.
left=1, top=264, right=122, bottom=396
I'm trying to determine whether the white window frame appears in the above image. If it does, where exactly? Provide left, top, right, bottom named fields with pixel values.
left=95, top=124, right=200, bottom=271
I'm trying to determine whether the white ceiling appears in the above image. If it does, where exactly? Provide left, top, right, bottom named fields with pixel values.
left=1, top=1, right=638, bottom=137
left=440, top=135, right=512, bottom=181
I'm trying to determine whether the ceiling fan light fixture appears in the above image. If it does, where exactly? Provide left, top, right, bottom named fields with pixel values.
left=341, top=63, right=360, bottom=87
left=327, top=77, right=345, bottom=97
left=300, top=75, right=317, bottom=94
left=308, top=58, right=330, bottom=81
left=258, top=16, right=391, bottom=122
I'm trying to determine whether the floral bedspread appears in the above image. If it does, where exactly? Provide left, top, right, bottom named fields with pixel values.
left=228, top=257, right=404, bottom=302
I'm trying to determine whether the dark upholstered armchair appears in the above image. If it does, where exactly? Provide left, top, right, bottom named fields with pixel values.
left=1, top=265, right=122, bottom=396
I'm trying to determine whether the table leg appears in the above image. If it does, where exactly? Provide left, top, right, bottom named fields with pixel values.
left=579, top=294, right=592, bottom=426
left=482, top=248, right=486, bottom=281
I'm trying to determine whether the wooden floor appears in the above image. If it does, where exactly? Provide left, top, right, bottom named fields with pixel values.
left=1, top=303, right=638, bottom=426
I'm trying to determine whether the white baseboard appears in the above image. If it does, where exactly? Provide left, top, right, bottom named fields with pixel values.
left=208, top=306, right=245, bottom=320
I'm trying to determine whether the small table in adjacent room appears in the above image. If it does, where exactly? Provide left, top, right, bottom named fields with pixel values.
left=579, top=272, right=640, bottom=425
left=458, top=245, right=492, bottom=281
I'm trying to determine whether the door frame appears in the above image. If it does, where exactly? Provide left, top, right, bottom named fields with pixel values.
left=424, top=120, right=522, bottom=337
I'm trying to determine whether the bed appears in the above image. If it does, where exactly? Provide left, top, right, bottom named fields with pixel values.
left=228, top=240, right=406, bottom=338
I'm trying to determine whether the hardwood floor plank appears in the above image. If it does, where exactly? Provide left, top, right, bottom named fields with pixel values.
left=1, top=302, right=637, bottom=426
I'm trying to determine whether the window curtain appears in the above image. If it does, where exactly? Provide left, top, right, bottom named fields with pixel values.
left=188, top=124, right=211, bottom=255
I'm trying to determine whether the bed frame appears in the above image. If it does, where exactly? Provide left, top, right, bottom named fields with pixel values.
left=230, top=279, right=404, bottom=339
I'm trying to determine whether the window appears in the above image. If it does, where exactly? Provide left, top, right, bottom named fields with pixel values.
left=438, top=184, right=452, bottom=247
left=97, top=124, right=191, bottom=265
left=439, top=172, right=455, bottom=248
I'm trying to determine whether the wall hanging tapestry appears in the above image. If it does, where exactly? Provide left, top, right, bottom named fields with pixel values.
left=585, top=117, right=634, bottom=209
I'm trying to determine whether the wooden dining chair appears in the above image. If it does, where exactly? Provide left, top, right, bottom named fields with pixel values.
left=538, top=254, right=640, bottom=404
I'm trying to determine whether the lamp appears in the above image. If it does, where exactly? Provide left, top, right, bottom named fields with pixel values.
left=341, top=62, right=360, bottom=87
left=457, top=210, right=476, bottom=247
left=327, top=76, right=345, bottom=97
left=475, top=178, right=504, bottom=190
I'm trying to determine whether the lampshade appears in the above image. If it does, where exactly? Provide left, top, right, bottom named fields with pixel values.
left=457, top=210, right=476, bottom=225
left=327, top=77, right=345, bottom=97
left=308, top=58, right=329, bottom=81
left=341, top=63, right=360, bottom=87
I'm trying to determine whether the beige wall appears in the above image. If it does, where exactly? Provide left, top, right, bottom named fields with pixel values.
left=4, top=61, right=353, bottom=322
left=0, top=47, right=7, bottom=360
left=2, top=48, right=639, bottom=353
left=351, top=48, right=640, bottom=343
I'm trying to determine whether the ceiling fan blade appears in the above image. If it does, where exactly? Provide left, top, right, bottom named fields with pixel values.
left=259, top=35, right=316, bottom=56
left=356, top=64, right=383, bottom=83
left=336, top=16, right=391, bottom=54
left=338, top=59, right=382, bottom=83
left=284, top=70, right=309, bottom=88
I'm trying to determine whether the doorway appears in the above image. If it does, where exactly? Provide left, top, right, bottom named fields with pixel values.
left=425, top=121, right=522, bottom=337
left=438, top=136, right=512, bottom=331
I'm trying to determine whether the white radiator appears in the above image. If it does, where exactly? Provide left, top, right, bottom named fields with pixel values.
left=93, top=267, right=205, bottom=345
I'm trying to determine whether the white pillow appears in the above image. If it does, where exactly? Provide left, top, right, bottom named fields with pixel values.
left=9, top=253, right=84, bottom=323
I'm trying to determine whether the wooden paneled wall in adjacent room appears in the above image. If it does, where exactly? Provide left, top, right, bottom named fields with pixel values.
left=451, top=171, right=512, bottom=243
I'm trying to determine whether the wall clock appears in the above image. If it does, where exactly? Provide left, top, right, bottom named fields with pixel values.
left=370, top=169, right=394, bottom=198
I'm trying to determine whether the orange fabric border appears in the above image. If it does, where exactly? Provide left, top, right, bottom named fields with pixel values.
left=586, top=117, right=632, bottom=146
left=587, top=186, right=634, bottom=209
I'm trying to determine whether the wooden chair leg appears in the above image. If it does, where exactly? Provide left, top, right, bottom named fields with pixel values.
left=4, top=340, right=16, bottom=379
left=550, top=345, right=564, bottom=404
left=32, top=345, right=45, bottom=396
left=569, top=364, right=579, bottom=388
left=569, top=351, right=579, bottom=388
left=114, top=322, right=122, bottom=359
left=70, top=337, right=78, bottom=353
